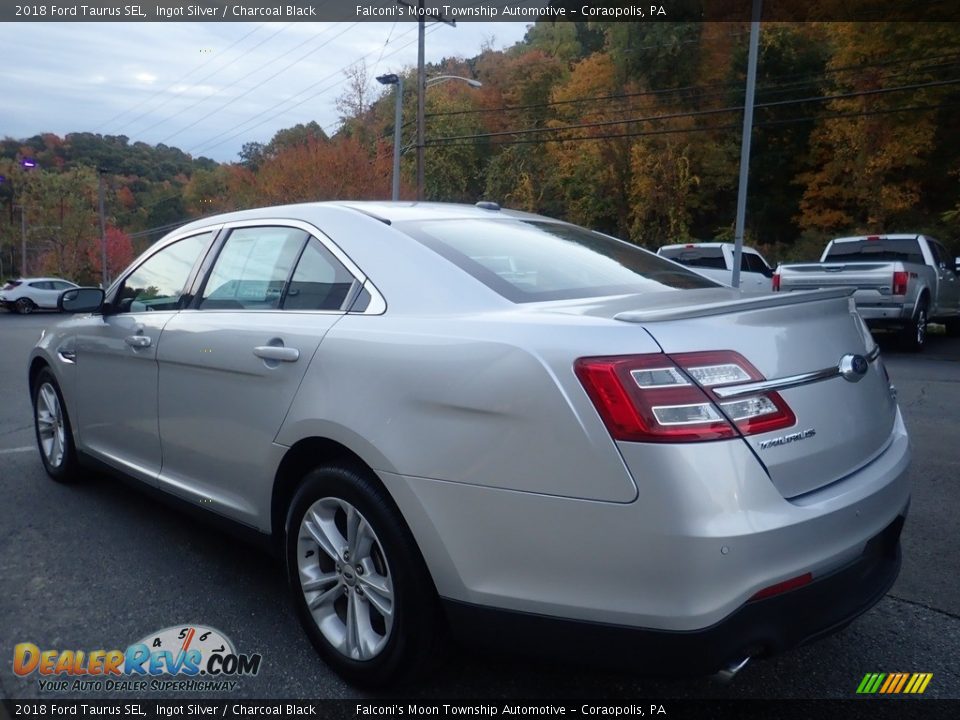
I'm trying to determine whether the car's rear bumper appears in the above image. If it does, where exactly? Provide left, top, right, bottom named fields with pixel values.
left=442, top=513, right=904, bottom=675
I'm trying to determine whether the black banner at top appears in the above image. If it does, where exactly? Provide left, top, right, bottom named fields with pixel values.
left=2, top=0, right=959, bottom=23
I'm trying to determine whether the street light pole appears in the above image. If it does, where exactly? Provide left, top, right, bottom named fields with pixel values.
left=376, top=74, right=405, bottom=201
left=731, top=0, right=762, bottom=289
left=98, top=172, right=108, bottom=288
left=20, top=206, right=27, bottom=277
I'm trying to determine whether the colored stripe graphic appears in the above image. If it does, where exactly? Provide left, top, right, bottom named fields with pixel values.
left=857, top=672, right=933, bottom=694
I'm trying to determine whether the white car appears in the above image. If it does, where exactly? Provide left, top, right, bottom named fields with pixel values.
left=658, top=243, right=775, bottom=292
left=1, top=278, right=78, bottom=314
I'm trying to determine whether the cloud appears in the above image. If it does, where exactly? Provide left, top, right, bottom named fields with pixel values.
left=0, top=21, right=529, bottom=162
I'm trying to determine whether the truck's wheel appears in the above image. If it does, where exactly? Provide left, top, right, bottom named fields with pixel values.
left=900, top=300, right=928, bottom=352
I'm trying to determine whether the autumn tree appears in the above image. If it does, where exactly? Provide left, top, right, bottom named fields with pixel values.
left=797, top=22, right=957, bottom=234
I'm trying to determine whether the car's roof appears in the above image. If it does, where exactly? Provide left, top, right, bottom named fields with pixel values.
left=173, top=201, right=548, bottom=237
left=659, top=242, right=759, bottom=252
left=18, top=277, right=74, bottom=282
left=832, top=234, right=920, bottom=243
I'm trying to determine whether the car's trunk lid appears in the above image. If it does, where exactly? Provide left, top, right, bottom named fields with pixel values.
left=542, top=287, right=898, bottom=499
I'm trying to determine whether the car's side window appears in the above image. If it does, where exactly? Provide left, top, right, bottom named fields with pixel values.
left=115, top=232, right=213, bottom=314
left=743, top=252, right=773, bottom=278
left=283, top=238, right=358, bottom=311
left=31, top=281, right=52, bottom=290
left=200, top=226, right=306, bottom=310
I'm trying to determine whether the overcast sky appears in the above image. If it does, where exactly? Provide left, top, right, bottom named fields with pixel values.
left=0, top=22, right=530, bottom=163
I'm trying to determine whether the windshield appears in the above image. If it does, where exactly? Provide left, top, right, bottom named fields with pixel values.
left=400, top=219, right=718, bottom=303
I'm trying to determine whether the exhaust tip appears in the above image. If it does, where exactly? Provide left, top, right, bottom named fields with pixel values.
left=713, top=655, right=751, bottom=684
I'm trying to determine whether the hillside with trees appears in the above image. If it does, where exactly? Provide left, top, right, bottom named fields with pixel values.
left=3, top=21, right=960, bottom=284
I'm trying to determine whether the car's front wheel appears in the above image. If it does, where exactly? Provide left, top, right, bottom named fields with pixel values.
left=32, top=368, right=81, bottom=482
left=15, top=297, right=35, bottom=314
left=284, top=464, right=442, bottom=687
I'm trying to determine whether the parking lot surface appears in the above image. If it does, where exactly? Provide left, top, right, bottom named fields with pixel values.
left=1, top=310, right=958, bottom=700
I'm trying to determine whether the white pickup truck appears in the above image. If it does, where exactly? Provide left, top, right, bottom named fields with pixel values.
left=774, top=234, right=960, bottom=351
left=657, top=242, right=775, bottom=292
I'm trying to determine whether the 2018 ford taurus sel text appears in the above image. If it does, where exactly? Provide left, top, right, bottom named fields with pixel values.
left=29, top=202, right=910, bottom=686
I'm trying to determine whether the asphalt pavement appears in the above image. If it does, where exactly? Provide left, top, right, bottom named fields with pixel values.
left=0, top=310, right=958, bottom=701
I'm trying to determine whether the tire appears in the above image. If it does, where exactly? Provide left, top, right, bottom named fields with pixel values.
left=284, top=464, right=442, bottom=687
left=32, top=368, right=81, bottom=483
left=900, top=299, right=928, bottom=352
left=15, top=297, right=35, bottom=314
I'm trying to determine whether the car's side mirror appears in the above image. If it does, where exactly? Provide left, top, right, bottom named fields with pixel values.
left=59, top=287, right=105, bottom=313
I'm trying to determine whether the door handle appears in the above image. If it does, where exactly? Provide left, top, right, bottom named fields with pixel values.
left=253, top=345, right=300, bottom=362
left=124, top=335, right=151, bottom=348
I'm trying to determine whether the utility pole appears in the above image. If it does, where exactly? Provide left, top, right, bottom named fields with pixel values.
left=398, top=1, right=454, bottom=201
left=20, top=206, right=27, bottom=277
left=416, top=5, right=426, bottom=200
left=731, top=0, right=762, bottom=290
left=98, top=171, right=108, bottom=288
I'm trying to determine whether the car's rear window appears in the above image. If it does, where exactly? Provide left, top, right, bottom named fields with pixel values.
left=658, top=246, right=727, bottom=270
left=399, top=218, right=718, bottom=303
left=825, top=238, right=924, bottom=264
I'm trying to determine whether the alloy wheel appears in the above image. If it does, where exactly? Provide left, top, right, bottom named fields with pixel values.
left=36, top=382, right=66, bottom=468
left=297, top=497, right=395, bottom=661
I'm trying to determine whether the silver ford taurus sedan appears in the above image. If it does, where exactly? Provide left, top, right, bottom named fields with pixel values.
left=29, top=202, right=910, bottom=686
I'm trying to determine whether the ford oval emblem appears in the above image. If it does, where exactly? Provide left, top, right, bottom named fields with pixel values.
left=839, top=354, right=869, bottom=382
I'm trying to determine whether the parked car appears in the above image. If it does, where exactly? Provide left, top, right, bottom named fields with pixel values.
left=774, top=234, right=960, bottom=350
left=657, top=242, right=775, bottom=292
left=29, top=202, right=909, bottom=686
left=1, top=277, right=78, bottom=314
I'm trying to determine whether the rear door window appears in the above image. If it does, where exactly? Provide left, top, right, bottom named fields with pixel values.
left=200, top=227, right=306, bottom=310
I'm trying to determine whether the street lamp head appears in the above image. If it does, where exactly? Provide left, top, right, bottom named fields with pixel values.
left=466, top=79, right=483, bottom=88
left=376, top=74, right=400, bottom=86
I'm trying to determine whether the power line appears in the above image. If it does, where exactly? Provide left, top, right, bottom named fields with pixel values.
left=116, top=23, right=297, bottom=136
left=425, top=101, right=960, bottom=149
left=188, top=0, right=538, bottom=157
left=147, top=23, right=356, bottom=144
left=96, top=23, right=266, bottom=132
left=424, top=50, right=960, bottom=119
left=188, top=22, right=436, bottom=156
left=427, top=77, right=960, bottom=144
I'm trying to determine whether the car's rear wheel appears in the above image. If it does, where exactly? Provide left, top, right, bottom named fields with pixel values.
left=33, top=368, right=81, bottom=483
left=15, top=297, right=35, bottom=314
left=900, top=299, right=928, bottom=352
left=284, top=464, right=441, bottom=687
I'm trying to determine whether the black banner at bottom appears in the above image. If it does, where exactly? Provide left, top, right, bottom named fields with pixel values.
left=2, top=699, right=959, bottom=720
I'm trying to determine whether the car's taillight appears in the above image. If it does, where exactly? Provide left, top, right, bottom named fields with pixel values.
left=2, top=281, right=21, bottom=290
left=575, top=350, right=796, bottom=443
left=771, top=272, right=780, bottom=291
left=892, top=271, right=908, bottom=296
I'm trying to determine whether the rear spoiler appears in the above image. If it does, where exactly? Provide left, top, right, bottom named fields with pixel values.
left=614, top=287, right=855, bottom=323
